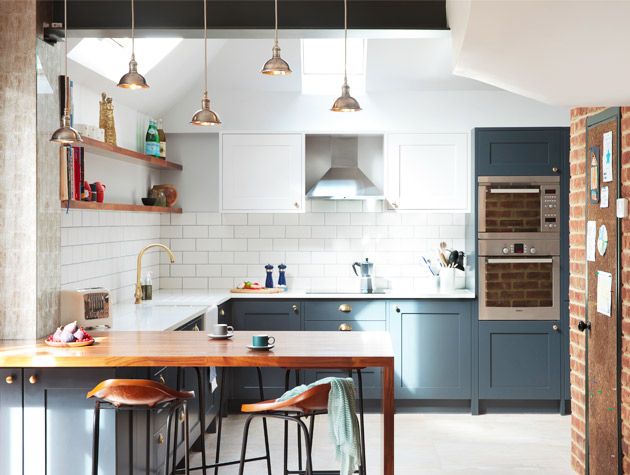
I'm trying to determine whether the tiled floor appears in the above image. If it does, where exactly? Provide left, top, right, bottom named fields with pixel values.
left=191, top=412, right=572, bottom=474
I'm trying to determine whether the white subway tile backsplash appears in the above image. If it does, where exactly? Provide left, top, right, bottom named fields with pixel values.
left=336, top=201, right=363, bottom=212
left=183, top=277, right=208, bottom=289
left=222, top=214, right=248, bottom=225
left=233, top=252, right=260, bottom=264
left=183, top=226, right=209, bottom=238
left=171, top=213, right=197, bottom=225
left=247, top=214, right=274, bottom=225
left=183, top=251, right=209, bottom=264
left=260, top=226, right=286, bottom=238
left=273, top=239, right=299, bottom=251
left=170, top=239, right=197, bottom=251
left=285, top=226, right=312, bottom=238
left=197, top=213, right=222, bottom=225
left=208, top=226, right=234, bottom=238
left=325, top=212, right=350, bottom=225
left=222, top=239, right=247, bottom=251
left=273, top=214, right=299, bottom=226
left=247, top=238, right=273, bottom=251
left=196, top=264, right=222, bottom=277
left=196, top=239, right=222, bottom=251
left=310, top=200, right=336, bottom=212
left=235, top=225, right=260, bottom=238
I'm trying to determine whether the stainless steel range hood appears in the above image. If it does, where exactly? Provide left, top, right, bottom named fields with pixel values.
left=306, top=135, right=384, bottom=200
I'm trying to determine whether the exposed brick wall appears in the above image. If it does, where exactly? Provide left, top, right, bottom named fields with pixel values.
left=569, top=107, right=630, bottom=474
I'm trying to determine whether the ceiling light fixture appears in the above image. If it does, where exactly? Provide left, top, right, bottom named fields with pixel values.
left=331, top=0, right=361, bottom=112
left=261, top=0, right=291, bottom=75
left=117, top=0, right=149, bottom=89
left=190, top=0, right=221, bottom=126
left=50, top=0, right=83, bottom=145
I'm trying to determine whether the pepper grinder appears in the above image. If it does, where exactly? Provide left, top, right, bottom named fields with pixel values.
left=278, top=263, right=287, bottom=289
left=265, top=264, right=274, bottom=288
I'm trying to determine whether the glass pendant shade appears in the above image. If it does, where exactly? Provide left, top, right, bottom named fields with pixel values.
left=51, top=110, right=83, bottom=144
left=191, top=93, right=221, bottom=126
left=262, top=44, right=292, bottom=76
left=118, top=56, right=149, bottom=89
left=331, top=82, right=361, bottom=112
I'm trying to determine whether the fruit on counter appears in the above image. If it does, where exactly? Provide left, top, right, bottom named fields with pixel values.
left=46, top=321, right=93, bottom=343
left=237, top=281, right=264, bottom=290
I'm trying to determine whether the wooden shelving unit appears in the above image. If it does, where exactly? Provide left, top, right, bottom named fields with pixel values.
left=61, top=200, right=183, bottom=214
left=80, top=137, right=183, bottom=171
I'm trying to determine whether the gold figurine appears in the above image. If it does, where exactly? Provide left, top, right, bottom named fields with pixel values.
left=99, top=92, right=117, bottom=146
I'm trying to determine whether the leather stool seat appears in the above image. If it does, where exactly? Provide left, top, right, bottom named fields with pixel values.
left=241, top=383, right=330, bottom=414
left=87, top=379, right=194, bottom=407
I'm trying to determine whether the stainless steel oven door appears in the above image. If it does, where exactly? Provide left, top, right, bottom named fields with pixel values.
left=478, top=256, right=560, bottom=320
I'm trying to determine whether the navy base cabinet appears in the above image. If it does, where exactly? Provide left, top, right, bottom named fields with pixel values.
left=479, top=321, right=561, bottom=400
left=474, top=127, right=569, bottom=176
left=388, top=301, right=472, bottom=401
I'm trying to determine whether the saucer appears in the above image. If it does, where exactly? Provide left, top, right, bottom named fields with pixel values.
left=247, top=344, right=275, bottom=351
left=208, top=332, right=234, bottom=340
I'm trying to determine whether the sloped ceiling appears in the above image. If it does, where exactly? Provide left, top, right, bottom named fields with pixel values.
left=447, top=0, right=630, bottom=105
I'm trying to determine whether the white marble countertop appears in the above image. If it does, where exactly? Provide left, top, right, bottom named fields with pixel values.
left=107, top=288, right=476, bottom=332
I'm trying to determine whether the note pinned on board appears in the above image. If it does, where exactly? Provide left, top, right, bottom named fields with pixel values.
left=596, top=270, right=612, bottom=317
left=603, top=131, right=613, bottom=182
left=601, top=186, right=609, bottom=208
left=587, top=220, right=597, bottom=262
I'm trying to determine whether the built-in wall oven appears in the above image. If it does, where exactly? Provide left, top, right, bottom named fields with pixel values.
left=477, top=176, right=561, bottom=321
left=478, top=176, right=560, bottom=239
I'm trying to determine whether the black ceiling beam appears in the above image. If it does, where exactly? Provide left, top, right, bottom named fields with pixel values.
left=53, top=0, right=447, bottom=32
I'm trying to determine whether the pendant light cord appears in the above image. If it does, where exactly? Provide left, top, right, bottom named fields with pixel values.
left=203, top=0, right=208, bottom=95
left=64, top=0, right=69, bottom=112
left=274, top=0, right=279, bottom=45
left=343, top=0, right=348, bottom=84
left=131, top=0, right=135, bottom=58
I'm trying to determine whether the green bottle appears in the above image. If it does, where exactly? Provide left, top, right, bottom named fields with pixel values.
left=145, top=120, right=160, bottom=156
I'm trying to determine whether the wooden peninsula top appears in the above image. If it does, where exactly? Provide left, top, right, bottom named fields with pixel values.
left=0, top=331, right=394, bottom=368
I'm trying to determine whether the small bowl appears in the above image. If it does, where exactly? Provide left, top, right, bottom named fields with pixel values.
left=141, top=197, right=157, bottom=206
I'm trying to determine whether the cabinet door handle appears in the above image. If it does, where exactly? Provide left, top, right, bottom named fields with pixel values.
left=577, top=320, right=591, bottom=332
left=552, top=324, right=559, bottom=332
left=292, top=304, right=299, bottom=314
left=391, top=202, right=399, bottom=209
left=29, top=374, right=38, bottom=385
left=5, top=375, right=14, bottom=384
left=552, top=167, right=559, bottom=173
left=157, top=433, right=165, bottom=444
left=159, top=375, right=166, bottom=385
left=219, top=308, right=225, bottom=317
left=179, top=409, right=185, bottom=423
left=294, top=202, right=300, bottom=209
left=394, top=305, right=401, bottom=313
left=338, top=304, right=352, bottom=313
left=193, top=324, right=200, bottom=332
left=339, top=323, right=352, bottom=331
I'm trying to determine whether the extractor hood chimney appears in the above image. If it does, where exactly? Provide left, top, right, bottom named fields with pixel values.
left=306, top=136, right=384, bottom=200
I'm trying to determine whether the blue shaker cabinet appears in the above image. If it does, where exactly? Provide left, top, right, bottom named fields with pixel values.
left=478, top=321, right=561, bottom=400
left=474, top=127, right=569, bottom=177
left=388, top=300, right=472, bottom=400
left=230, top=300, right=302, bottom=400
left=0, top=368, right=23, bottom=475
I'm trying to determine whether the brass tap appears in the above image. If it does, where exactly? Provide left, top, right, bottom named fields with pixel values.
left=135, top=243, right=175, bottom=304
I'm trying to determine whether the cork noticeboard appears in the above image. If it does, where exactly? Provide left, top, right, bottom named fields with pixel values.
left=585, top=107, right=621, bottom=474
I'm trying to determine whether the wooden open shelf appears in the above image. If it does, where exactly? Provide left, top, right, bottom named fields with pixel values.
left=80, top=137, right=183, bottom=171
left=61, top=200, right=183, bottom=214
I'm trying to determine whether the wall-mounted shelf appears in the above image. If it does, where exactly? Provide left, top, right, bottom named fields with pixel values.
left=61, top=200, right=183, bottom=214
left=80, top=137, right=183, bottom=171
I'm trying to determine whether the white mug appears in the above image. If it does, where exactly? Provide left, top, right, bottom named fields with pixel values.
left=213, top=323, right=234, bottom=336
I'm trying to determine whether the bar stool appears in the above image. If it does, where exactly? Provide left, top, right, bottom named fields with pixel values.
left=87, top=379, right=194, bottom=475
left=238, top=379, right=365, bottom=475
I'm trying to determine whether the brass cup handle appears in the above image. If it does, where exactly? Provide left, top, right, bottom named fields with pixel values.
left=157, top=433, right=165, bottom=444
left=5, top=375, right=14, bottom=384
left=179, top=410, right=185, bottom=423
left=339, top=323, right=353, bottom=332
left=219, top=308, right=225, bottom=317
left=292, top=304, right=299, bottom=314
left=159, top=375, right=166, bottom=385
left=338, top=304, right=352, bottom=313
left=193, top=325, right=200, bottom=332
left=29, top=375, right=38, bottom=385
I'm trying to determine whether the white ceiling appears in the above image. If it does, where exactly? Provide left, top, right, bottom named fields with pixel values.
left=447, top=0, right=630, bottom=106
left=68, top=35, right=496, bottom=118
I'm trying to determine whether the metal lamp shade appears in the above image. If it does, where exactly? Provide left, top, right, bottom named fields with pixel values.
left=191, top=95, right=221, bottom=126
left=331, top=83, right=362, bottom=112
left=261, top=45, right=292, bottom=76
left=50, top=115, right=83, bottom=145
left=118, top=57, right=149, bottom=89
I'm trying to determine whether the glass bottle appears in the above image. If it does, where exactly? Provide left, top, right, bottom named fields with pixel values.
left=145, top=120, right=160, bottom=157
left=157, top=119, right=166, bottom=159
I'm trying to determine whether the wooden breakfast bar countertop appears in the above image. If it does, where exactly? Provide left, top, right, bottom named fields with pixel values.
left=0, top=330, right=395, bottom=475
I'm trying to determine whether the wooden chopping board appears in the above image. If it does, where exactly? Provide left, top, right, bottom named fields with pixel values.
left=229, top=288, right=285, bottom=294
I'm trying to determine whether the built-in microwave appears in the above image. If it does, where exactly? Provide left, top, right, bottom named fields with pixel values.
left=478, top=176, right=560, bottom=239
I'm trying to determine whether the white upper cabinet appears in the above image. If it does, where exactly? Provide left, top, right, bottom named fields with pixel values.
left=385, top=133, right=470, bottom=212
left=220, top=133, right=305, bottom=213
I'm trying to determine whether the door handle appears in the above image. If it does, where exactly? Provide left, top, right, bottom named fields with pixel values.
left=338, top=323, right=352, bottom=331
left=29, top=374, right=38, bottom=385
left=577, top=321, right=591, bottom=332
left=338, top=304, right=352, bottom=313
left=552, top=167, right=559, bottom=173
left=5, top=375, right=14, bottom=384
left=292, top=304, right=299, bottom=314
left=552, top=324, right=559, bottom=332
left=192, top=324, right=200, bottom=331
left=394, top=305, right=401, bottom=313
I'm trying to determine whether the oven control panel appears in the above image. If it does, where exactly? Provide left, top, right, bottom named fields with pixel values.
left=479, top=239, right=560, bottom=257
left=501, top=243, right=537, bottom=255
left=542, top=186, right=559, bottom=230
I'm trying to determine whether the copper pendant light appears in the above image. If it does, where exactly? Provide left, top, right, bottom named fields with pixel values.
left=331, top=0, right=361, bottom=112
left=118, top=0, right=149, bottom=89
left=261, top=0, right=292, bottom=75
left=190, top=0, right=221, bottom=126
left=50, top=0, right=83, bottom=144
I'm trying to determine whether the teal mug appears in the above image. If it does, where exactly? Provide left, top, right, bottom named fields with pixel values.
left=252, top=334, right=275, bottom=347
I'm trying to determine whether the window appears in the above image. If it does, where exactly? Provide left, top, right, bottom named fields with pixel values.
left=301, top=38, right=366, bottom=95
left=68, top=38, right=182, bottom=83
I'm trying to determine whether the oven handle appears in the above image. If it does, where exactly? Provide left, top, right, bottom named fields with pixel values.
left=488, top=188, right=540, bottom=194
left=486, top=258, right=553, bottom=264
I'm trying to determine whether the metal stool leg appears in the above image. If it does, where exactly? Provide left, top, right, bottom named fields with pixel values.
left=172, top=369, right=183, bottom=475
left=295, top=417, right=314, bottom=475
left=214, top=368, right=226, bottom=475
left=283, top=369, right=291, bottom=475
left=183, top=402, right=190, bottom=475
left=194, top=367, right=208, bottom=475
left=256, top=367, right=273, bottom=475
left=237, top=414, right=256, bottom=475
left=165, top=403, right=179, bottom=475
left=357, top=369, right=367, bottom=475
left=296, top=371, right=303, bottom=472
left=91, top=400, right=101, bottom=475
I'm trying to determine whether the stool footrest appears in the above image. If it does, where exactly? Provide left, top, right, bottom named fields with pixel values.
left=176, top=455, right=269, bottom=472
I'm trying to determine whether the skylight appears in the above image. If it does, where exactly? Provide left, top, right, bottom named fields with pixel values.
left=301, top=38, right=367, bottom=95
left=68, top=38, right=183, bottom=83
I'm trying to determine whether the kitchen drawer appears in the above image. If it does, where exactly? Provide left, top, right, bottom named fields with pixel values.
left=304, top=300, right=386, bottom=321
left=176, top=314, right=204, bottom=332
left=150, top=422, right=170, bottom=475
left=305, top=319, right=385, bottom=332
